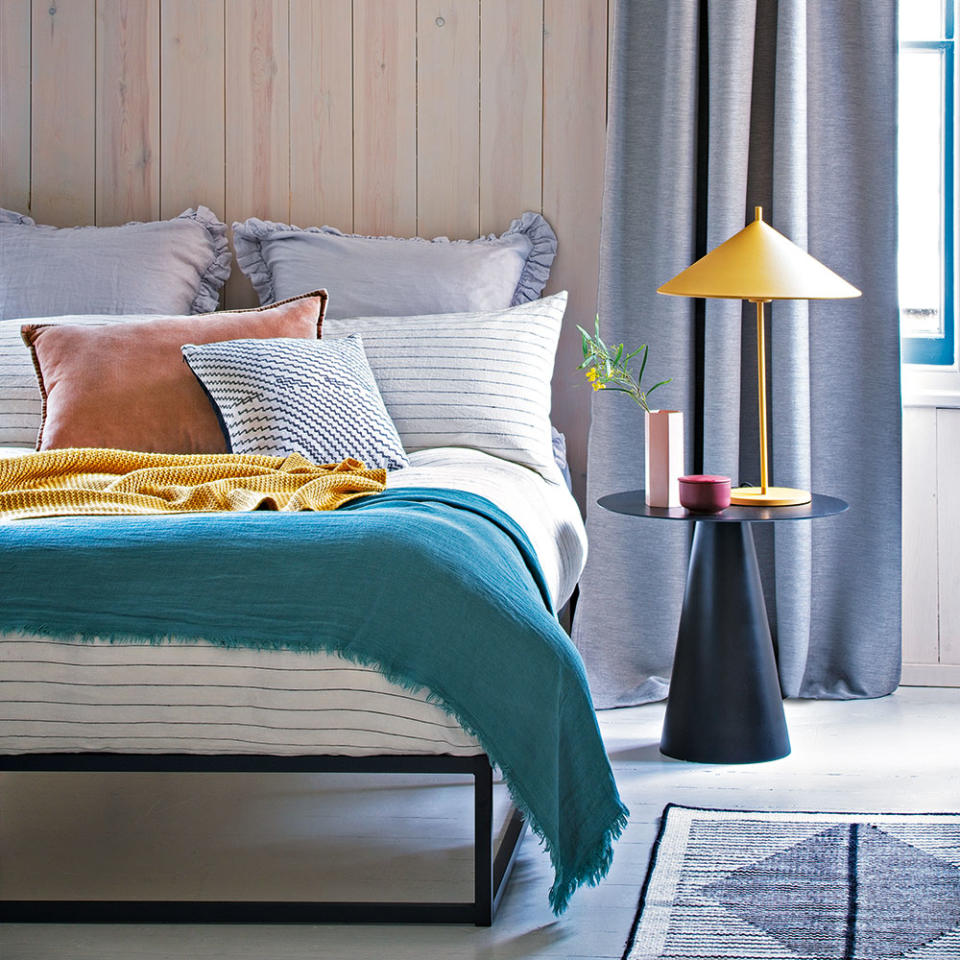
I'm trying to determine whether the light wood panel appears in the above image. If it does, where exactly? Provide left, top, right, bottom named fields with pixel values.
left=30, top=0, right=96, bottom=225
left=96, top=0, right=160, bottom=225
left=353, top=0, right=417, bottom=236
left=160, top=0, right=225, bottom=220
left=417, top=0, right=480, bottom=240
left=479, top=0, right=543, bottom=234
left=3, top=0, right=609, bottom=505
left=225, top=0, right=290, bottom=220
left=542, top=0, right=608, bottom=500
left=937, top=407, right=960, bottom=665
left=0, top=0, right=31, bottom=212
left=225, top=0, right=291, bottom=306
left=902, top=406, right=940, bottom=668
left=290, top=0, right=354, bottom=232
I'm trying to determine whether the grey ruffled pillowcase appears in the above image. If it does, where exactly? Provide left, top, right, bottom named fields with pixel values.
left=232, top=212, right=557, bottom=319
left=0, top=206, right=231, bottom=320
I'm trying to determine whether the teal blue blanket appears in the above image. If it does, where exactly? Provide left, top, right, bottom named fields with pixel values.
left=0, top=487, right=627, bottom=912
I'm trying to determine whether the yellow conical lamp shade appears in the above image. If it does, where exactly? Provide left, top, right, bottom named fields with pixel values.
left=657, top=207, right=861, bottom=301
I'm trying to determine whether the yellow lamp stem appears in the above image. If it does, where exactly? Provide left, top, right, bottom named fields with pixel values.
left=729, top=298, right=811, bottom=507
left=757, top=300, right=768, bottom=492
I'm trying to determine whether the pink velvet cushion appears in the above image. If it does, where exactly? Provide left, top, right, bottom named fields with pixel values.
left=22, top=291, right=327, bottom=453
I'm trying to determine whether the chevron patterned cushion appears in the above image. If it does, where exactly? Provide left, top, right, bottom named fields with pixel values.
left=182, top=335, right=409, bottom=470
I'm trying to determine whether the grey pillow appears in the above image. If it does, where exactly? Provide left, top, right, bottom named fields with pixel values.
left=232, top=212, right=557, bottom=320
left=182, top=334, right=409, bottom=470
left=0, top=207, right=231, bottom=320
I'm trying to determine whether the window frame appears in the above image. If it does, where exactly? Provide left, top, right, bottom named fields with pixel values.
left=900, top=1, right=958, bottom=371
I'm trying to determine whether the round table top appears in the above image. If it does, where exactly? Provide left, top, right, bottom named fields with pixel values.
left=598, top=490, right=849, bottom=523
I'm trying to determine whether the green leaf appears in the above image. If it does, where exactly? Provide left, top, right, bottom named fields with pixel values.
left=576, top=327, right=592, bottom=360
left=577, top=314, right=673, bottom=412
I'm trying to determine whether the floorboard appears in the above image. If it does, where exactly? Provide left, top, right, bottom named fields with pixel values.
left=2, top=686, right=958, bottom=959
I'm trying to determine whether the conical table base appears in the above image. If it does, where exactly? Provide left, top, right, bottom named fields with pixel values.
left=597, top=489, right=849, bottom=764
left=661, top=522, right=790, bottom=763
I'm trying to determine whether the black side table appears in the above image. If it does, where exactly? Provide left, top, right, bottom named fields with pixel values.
left=598, top=491, right=848, bottom=764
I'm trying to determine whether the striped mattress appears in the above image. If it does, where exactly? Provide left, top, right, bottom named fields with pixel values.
left=0, top=447, right=587, bottom=756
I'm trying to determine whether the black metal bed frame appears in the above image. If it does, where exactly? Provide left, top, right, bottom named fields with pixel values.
left=0, top=751, right=527, bottom=926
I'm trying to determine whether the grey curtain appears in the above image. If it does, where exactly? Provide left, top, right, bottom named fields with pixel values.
left=572, top=0, right=901, bottom=708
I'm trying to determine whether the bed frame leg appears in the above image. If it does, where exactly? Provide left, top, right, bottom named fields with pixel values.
left=0, top=753, right=527, bottom=924
left=474, top=757, right=494, bottom=925
left=473, top=756, right=528, bottom=926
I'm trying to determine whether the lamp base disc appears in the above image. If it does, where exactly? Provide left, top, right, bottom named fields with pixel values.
left=730, top=486, right=812, bottom=507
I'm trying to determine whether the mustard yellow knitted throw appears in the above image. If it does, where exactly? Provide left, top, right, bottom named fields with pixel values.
left=0, top=449, right=387, bottom=520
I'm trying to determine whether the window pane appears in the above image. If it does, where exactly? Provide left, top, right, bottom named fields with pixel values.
left=899, top=49, right=945, bottom=338
left=901, top=0, right=945, bottom=40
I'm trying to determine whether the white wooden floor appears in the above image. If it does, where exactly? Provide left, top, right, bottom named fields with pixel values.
left=2, top=686, right=959, bottom=960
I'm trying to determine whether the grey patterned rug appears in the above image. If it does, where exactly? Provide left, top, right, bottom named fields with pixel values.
left=623, top=805, right=960, bottom=960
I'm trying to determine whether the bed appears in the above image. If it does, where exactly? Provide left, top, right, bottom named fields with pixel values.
left=1, top=444, right=608, bottom=924
left=0, top=209, right=626, bottom=925
left=0, top=446, right=584, bottom=761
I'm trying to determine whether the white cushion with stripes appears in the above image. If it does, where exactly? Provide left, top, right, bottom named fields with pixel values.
left=322, top=292, right=567, bottom=479
left=0, top=314, right=164, bottom=449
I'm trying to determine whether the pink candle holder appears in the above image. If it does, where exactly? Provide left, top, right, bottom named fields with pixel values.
left=678, top=475, right=731, bottom=513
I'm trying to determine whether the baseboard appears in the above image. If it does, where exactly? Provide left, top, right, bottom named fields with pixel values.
left=900, top=662, right=960, bottom=687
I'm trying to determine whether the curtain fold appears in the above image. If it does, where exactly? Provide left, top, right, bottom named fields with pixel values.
left=572, top=0, right=901, bottom=708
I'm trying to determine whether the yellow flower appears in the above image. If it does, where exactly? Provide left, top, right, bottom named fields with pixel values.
left=592, top=381, right=605, bottom=391
left=585, top=367, right=598, bottom=382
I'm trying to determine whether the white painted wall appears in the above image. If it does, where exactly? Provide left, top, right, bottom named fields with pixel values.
left=902, top=405, right=960, bottom=685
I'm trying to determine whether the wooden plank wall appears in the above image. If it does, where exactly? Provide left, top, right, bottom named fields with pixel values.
left=0, top=0, right=607, bottom=503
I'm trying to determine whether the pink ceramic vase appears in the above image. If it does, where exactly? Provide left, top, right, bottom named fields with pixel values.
left=644, top=410, right=684, bottom=507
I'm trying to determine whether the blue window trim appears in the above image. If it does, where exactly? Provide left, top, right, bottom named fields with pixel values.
left=901, top=1, right=956, bottom=366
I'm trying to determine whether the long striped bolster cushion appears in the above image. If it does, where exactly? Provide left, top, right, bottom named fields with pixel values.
left=322, top=292, right=567, bottom=480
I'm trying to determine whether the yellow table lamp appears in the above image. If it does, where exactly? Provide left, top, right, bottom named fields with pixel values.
left=657, top=207, right=861, bottom=507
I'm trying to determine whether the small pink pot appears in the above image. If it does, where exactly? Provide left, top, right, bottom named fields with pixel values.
left=678, top=475, right=731, bottom=513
